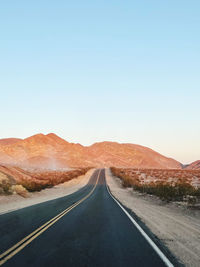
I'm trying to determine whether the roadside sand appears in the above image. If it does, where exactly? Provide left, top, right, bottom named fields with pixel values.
left=106, top=168, right=200, bottom=267
left=0, top=169, right=95, bottom=215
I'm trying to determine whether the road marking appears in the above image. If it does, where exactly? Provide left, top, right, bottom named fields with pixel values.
left=0, top=169, right=101, bottom=266
left=105, top=173, right=174, bottom=267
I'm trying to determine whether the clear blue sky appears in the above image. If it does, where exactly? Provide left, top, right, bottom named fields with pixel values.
left=0, top=1, right=199, bottom=163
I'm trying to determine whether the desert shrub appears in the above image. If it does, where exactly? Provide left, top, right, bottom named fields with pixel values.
left=0, top=173, right=13, bottom=194
left=121, top=176, right=133, bottom=188
left=0, top=179, right=11, bottom=194
left=110, top=167, right=200, bottom=202
left=187, top=196, right=197, bottom=206
left=20, top=180, right=49, bottom=192
left=194, top=188, right=200, bottom=197
left=11, top=185, right=29, bottom=197
left=20, top=167, right=91, bottom=192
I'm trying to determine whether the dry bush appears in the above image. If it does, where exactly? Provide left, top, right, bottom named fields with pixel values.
left=11, top=185, right=29, bottom=198
left=20, top=167, right=91, bottom=192
left=186, top=196, right=197, bottom=206
left=111, top=167, right=200, bottom=203
left=0, top=172, right=13, bottom=194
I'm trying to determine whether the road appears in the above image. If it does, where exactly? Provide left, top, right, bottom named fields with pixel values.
left=0, top=169, right=174, bottom=267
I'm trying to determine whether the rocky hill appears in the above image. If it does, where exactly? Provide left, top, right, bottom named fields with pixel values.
left=0, top=133, right=182, bottom=169
left=186, top=160, right=200, bottom=170
left=0, top=138, right=22, bottom=146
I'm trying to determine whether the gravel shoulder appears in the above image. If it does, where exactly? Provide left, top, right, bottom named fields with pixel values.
left=0, top=169, right=95, bottom=215
left=106, top=168, right=200, bottom=267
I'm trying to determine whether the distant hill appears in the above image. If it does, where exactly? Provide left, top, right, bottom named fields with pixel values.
left=0, top=138, right=22, bottom=146
left=185, top=160, right=200, bottom=170
left=0, top=133, right=182, bottom=169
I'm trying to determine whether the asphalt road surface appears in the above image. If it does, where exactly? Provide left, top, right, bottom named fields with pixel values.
left=0, top=169, right=174, bottom=267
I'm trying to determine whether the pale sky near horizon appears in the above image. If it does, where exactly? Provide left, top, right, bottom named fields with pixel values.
left=0, top=1, right=200, bottom=164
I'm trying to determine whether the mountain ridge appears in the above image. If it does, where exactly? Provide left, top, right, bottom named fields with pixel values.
left=0, top=133, right=183, bottom=169
left=0, top=138, right=22, bottom=146
left=185, top=160, right=200, bottom=170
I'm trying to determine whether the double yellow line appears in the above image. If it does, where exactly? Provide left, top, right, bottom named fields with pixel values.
left=0, top=169, right=101, bottom=266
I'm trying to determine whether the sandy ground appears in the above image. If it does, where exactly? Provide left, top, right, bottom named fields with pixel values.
left=106, top=168, right=200, bottom=267
left=0, top=169, right=95, bottom=215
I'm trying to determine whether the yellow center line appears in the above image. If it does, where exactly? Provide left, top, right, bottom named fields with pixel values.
left=0, top=169, right=101, bottom=266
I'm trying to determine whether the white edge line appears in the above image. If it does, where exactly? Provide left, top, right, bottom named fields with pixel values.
left=105, top=173, right=174, bottom=267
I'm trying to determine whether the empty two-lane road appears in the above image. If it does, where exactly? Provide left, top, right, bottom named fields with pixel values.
left=0, top=169, right=174, bottom=267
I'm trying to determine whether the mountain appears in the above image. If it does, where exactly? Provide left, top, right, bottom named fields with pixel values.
left=88, top=142, right=181, bottom=169
left=0, top=133, right=86, bottom=169
left=185, top=160, right=200, bottom=170
left=0, top=133, right=182, bottom=169
left=0, top=138, right=22, bottom=146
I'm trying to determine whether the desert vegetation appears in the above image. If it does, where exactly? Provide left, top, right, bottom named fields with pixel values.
left=20, top=168, right=91, bottom=191
left=0, top=165, right=91, bottom=194
left=111, top=167, right=200, bottom=204
left=0, top=171, right=28, bottom=197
